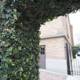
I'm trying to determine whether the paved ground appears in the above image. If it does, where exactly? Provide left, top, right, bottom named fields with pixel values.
left=39, top=69, right=66, bottom=80
left=66, top=76, right=80, bottom=80
left=40, top=69, right=80, bottom=80
left=39, top=58, right=80, bottom=80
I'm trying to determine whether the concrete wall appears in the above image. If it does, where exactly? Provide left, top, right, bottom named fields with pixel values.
left=39, top=16, right=73, bottom=74
left=40, top=37, right=68, bottom=74
left=40, top=17, right=64, bottom=39
left=40, top=16, right=73, bottom=46
left=40, top=37, right=66, bottom=59
left=40, top=16, right=67, bottom=39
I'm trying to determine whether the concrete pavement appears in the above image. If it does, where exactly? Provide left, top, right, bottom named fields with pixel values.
left=39, top=69, right=66, bottom=80
left=66, top=76, right=80, bottom=80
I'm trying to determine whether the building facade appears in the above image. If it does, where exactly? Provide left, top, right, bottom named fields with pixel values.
left=39, top=16, right=74, bottom=75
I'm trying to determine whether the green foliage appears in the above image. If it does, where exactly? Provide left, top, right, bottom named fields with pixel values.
left=0, top=27, right=40, bottom=79
left=3, top=0, right=80, bottom=25
left=0, top=0, right=80, bottom=80
left=0, top=1, right=40, bottom=80
left=72, top=45, right=80, bottom=58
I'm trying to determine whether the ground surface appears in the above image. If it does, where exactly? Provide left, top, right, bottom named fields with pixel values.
left=40, top=58, right=80, bottom=80
left=66, top=76, right=80, bottom=80
left=40, top=69, right=80, bottom=80
left=39, top=69, right=66, bottom=80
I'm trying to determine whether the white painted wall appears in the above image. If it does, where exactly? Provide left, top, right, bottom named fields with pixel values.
left=39, top=16, right=73, bottom=75
left=46, top=59, right=67, bottom=75
left=40, top=16, right=68, bottom=39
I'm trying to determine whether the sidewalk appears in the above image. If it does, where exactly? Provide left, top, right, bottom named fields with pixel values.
left=66, top=76, right=80, bottom=80
left=39, top=69, right=66, bottom=80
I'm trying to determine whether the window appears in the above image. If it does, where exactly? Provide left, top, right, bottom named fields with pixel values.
left=40, top=45, right=45, bottom=55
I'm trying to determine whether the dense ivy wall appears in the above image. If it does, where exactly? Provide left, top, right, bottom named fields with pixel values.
left=0, top=1, right=40, bottom=80
left=0, top=0, right=80, bottom=80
